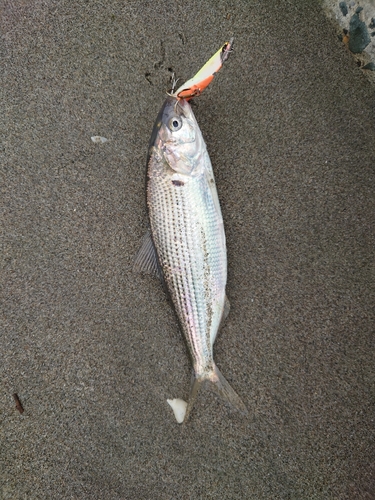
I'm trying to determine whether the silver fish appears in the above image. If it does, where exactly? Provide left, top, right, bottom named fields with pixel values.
left=135, top=42, right=246, bottom=421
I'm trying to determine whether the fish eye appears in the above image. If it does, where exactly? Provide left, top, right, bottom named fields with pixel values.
left=168, top=116, right=182, bottom=132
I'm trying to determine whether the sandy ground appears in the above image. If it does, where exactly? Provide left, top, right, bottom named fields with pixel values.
left=1, top=1, right=375, bottom=498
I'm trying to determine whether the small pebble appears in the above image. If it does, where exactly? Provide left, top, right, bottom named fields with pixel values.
left=91, top=136, right=108, bottom=144
left=349, top=11, right=371, bottom=53
left=339, top=2, right=348, bottom=17
left=363, top=62, right=375, bottom=71
left=13, top=393, right=24, bottom=414
left=342, top=28, right=350, bottom=44
left=167, top=398, right=187, bottom=423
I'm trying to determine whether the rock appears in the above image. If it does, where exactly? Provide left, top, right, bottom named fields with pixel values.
left=349, top=12, right=371, bottom=53
left=363, top=62, right=375, bottom=71
left=167, top=399, right=187, bottom=423
left=91, top=136, right=108, bottom=144
left=339, top=2, right=348, bottom=17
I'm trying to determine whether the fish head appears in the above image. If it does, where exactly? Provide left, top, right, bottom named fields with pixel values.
left=149, top=97, right=204, bottom=176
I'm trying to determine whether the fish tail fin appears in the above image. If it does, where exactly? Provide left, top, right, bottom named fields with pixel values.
left=209, top=363, right=248, bottom=415
left=183, top=373, right=203, bottom=423
left=183, top=364, right=248, bottom=423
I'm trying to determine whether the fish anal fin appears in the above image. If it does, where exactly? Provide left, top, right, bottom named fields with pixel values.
left=213, top=294, right=231, bottom=344
left=224, top=295, right=230, bottom=320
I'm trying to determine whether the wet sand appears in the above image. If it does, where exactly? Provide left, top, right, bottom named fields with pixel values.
left=2, top=1, right=375, bottom=498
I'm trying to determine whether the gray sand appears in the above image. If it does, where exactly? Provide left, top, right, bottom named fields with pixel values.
left=1, top=1, right=375, bottom=498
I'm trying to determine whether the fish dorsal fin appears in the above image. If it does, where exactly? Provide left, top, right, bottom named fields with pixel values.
left=133, top=231, right=163, bottom=280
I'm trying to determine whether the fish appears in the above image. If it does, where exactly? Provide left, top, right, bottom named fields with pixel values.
left=134, top=38, right=247, bottom=421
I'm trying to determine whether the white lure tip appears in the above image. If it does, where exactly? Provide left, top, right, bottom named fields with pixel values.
left=167, top=398, right=188, bottom=423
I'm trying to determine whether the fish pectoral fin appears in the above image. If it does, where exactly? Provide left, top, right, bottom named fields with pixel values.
left=204, top=166, right=223, bottom=223
left=183, top=364, right=248, bottom=423
left=133, top=231, right=164, bottom=281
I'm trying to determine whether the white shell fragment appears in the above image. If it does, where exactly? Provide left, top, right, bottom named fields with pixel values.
left=167, top=398, right=187, bottom=423
left=91, top=136, right=108, bottom=143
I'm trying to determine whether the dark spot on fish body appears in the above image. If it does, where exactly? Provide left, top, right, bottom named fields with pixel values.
left=172, top=180, right=184, bottom=187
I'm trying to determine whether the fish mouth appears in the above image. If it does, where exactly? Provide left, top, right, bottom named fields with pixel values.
left=147, top=97, right=176, bottom=154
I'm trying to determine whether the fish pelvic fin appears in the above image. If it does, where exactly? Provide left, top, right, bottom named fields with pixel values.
left=183, top=363, right=248, bottom=422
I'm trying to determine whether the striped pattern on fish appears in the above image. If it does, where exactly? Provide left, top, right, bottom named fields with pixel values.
left=147, top=125, right=226, bottom=376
